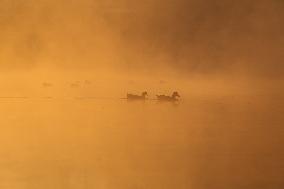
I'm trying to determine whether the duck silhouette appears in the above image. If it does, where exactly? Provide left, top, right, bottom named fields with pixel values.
left=42, top=82, right=53, bottom=87
left=127, top=91, right=148, bottom=100
left=157, top=91, right=180, bottom=101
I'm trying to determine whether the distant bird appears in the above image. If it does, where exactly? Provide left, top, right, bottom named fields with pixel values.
left=128, top=80, right=135, bottom=85
left=157, top=91, right=180, bottom=101
left=70, top=83, right=80, bottom=88
left=42, top=82, right=53, bottom=87
left=127, top=91, right=148, bottom=100
left=84, top=80, right=91, bottom=85
left=159, top=80, right=166, bottom=84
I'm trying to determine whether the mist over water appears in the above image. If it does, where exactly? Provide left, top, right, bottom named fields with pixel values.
left=0, top=70, right=283, bottom=189
left=1, top=0, right=284, bottom=188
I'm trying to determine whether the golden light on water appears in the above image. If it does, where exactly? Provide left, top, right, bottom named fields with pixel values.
left=0, top=0, right=283, bottom=188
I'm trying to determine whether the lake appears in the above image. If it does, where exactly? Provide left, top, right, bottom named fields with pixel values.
left=0, top=92, right=283, bottom=189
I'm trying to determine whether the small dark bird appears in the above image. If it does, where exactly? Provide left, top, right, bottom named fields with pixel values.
left=70, top=83, right=80, bottom=88
left=84, top=80, right=91, bottom=85
left=127, top=91, right=148, bottom=100
left=42, top=82, right=53, bottom=87
left=157, top=91, right=180, bottom=101
left=159, top=80, right=166, bottom=84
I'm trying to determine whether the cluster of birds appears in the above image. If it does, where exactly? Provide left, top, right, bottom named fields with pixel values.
left=42, top=81, right=180, bottom=102
left=127, top=91, right=180, bottom=101
left=42, top=80, right=92, bottom=88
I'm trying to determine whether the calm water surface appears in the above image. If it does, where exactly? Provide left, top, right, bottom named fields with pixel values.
left=0, top=94, right=283, bottom=189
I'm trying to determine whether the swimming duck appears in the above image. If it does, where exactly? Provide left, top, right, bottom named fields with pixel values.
left=127, top=91, right=148, bottom=100
left=157, top=91, right=180, bottom=101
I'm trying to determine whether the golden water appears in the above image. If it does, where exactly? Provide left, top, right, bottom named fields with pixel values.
left=0, top=91, right=283, bottom=189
